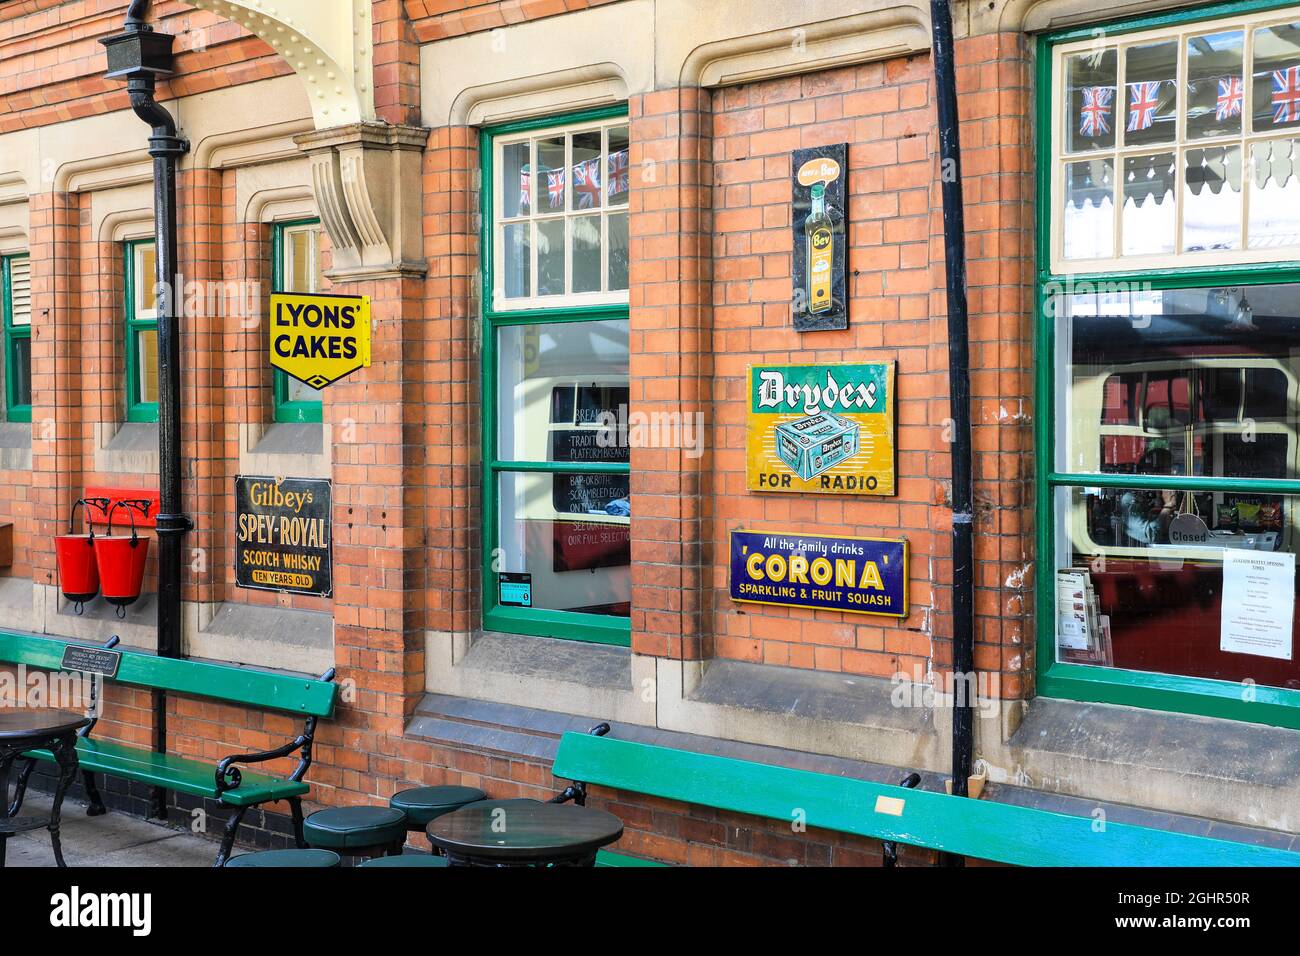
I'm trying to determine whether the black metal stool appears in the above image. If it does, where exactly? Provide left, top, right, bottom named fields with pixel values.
left=390, top=785, right=486, bottom=833
left=224, top=848, right=341, bottom=868
left=303, top=806, right=407, bottom=862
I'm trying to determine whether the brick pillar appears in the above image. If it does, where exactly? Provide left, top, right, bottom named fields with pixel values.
left=28, top=191, right=84, bottom=598
left=325, top=271, right=427, bottom=799
left=627, top=89, right=713, bottom=661
left=372, top=0, right=422, bottom=127
left=928, top=34, right=1035, bottom=701
left=179, top=167, right=227, bottom=610
left=422, top=126, right=479, bottom=640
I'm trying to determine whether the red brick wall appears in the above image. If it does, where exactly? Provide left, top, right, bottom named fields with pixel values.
left=3, top=0, right=1037, bottom=865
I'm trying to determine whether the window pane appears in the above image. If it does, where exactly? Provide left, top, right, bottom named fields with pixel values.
left=136, top=328, right=159, bottom=405
left=1186, top=30, right=1244, bottom=140
left=607, top=126, right=629, bottom=206
left=287, top=228, right=317, bottom=293
left=571, top=215, right=601, bottom=293
left=537, top=135, right=566, bottom=211
left=571, top=129, right=602, bottom=210
left=502, top=222, right=530, bottom=299
left=1183, top=145, right=1241, bottom=252
left=496, top=318, right=628, bottom=463
left=1252, top=22, right=1300, bottom=134
left=1057, top=283, right=1300, bottom=479
left=497, top=470, right=630, bottom=617
left=137, top=244, right=157, bottom=315
left=501, top=141, right=530, bottom=218
left=1249, top=137, right=1300, bottom=247
left=1062, top=158, right=1115, bottom=259
left=1064, top=48, right=1117, bottom=153
left=10, top=336, right=31, bottom=407
left=537, top=219, right=565, bottom=297
left=1055, top=486, right=1300, bottom=689
left=1122, top=41, right=1177, bottom=147
left=7, top=257, right=30, bottom=326
left=608, top=211, right=629, bottom=291
left=286, top=378, right=323, bottom=405
left=1122, top=152, right=1176, bottom=256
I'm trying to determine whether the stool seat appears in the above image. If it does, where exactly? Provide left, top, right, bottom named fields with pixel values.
left=304, top=806, right=408, bottom=850
left=391, top=785, right=487, bottom=828
left=358, top=853, right=450, bottom=868
left=225, top=848, right=341, bottom=868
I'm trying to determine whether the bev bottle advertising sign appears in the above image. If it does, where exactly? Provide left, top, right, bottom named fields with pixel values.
left=746, top=362, right=896, bottom=495
left=791, top=143, right=847, bottom=332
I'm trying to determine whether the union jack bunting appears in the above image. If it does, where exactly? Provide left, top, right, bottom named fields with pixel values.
left=546, top=169, right=565, bottom=209
left=573, top=157, right=602, bottom=209
left=607, top=148, right=629, bottom=200
left=1273, top=66, right=1300, bottom=123
left=1215, top=76, right=1243, bottom=121
left=519, top=169, right=532, bottom=211
left=1079, top=86, right=1113, bottom=137
left=1127, top=81, right=1162, bottom=132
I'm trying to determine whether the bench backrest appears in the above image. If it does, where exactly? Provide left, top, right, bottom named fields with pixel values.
left=0, top=631, right=336, bottom=718
left=552, top=732, right=1300, bottom=867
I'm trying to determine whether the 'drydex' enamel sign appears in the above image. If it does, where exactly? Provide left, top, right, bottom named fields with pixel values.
left=746, top=362, right=896, bottom=496
left=269, top=291, right=371, bottom=389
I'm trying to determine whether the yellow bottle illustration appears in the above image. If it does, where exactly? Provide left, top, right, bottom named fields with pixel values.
left=805, top=182, right=833, bottom=314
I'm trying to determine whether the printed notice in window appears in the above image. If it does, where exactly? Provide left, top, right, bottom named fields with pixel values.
left=1220, top=550, right=1295, bottom=661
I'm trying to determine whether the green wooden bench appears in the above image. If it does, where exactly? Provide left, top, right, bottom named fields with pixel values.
left=552, top=728, right=1300, bottom=867
left=0, top=630, right=337, bottom=866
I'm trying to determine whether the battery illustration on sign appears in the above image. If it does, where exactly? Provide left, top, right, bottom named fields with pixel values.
left=747, top=363, right=896, bottom=496
left=774, top=412, right=860, bottom=480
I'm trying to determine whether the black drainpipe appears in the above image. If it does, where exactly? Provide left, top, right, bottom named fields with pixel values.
left=104, top=0, right=191, bottom=819
left=929, top=0, right=976, bottom=838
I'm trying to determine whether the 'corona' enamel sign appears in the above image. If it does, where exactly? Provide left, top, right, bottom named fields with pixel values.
left=269, top=292, right=371, bottom=389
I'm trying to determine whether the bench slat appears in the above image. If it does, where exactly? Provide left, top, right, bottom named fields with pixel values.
left=0, top=631, right=336, bottom=717
left=553, top=733, right=1300, bottom=868
left=25, top=739, right=309, bottom=806
left=595, top=850, right=668, bottom=867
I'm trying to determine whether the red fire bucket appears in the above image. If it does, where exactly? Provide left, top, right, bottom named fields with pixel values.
left=94, top=502, right=150, bottom=615
left=56, top=496, right=104, bottom=608
left=56, top=498, right=102, bottom=611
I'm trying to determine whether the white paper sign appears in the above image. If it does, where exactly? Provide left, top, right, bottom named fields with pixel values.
left=1220, top=550, right=1295, bottom=661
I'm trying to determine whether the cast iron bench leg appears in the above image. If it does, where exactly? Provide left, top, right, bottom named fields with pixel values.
left=215, top=806, right=248, bottom=868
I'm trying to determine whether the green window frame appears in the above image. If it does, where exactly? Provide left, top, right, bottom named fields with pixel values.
left=481, top=104, right=632, bottom=647
left=124, top=239, right=158, bottom=423
left=2, top=253, right=31, bottom=423
left=1036, top=0, right=1300, bottom=729
left=271, top=219, right=325, bottom=424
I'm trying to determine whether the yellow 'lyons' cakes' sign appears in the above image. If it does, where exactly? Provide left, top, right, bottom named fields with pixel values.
left=269, top=292, right=372, bottom=389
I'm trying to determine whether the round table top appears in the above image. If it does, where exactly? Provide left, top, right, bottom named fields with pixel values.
left=0, top=708, right=90, bottom=742
left=427, top=801, right=624, bottom=863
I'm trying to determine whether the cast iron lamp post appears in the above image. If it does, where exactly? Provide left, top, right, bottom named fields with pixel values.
left=101, top=0, right=190, bottom=817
